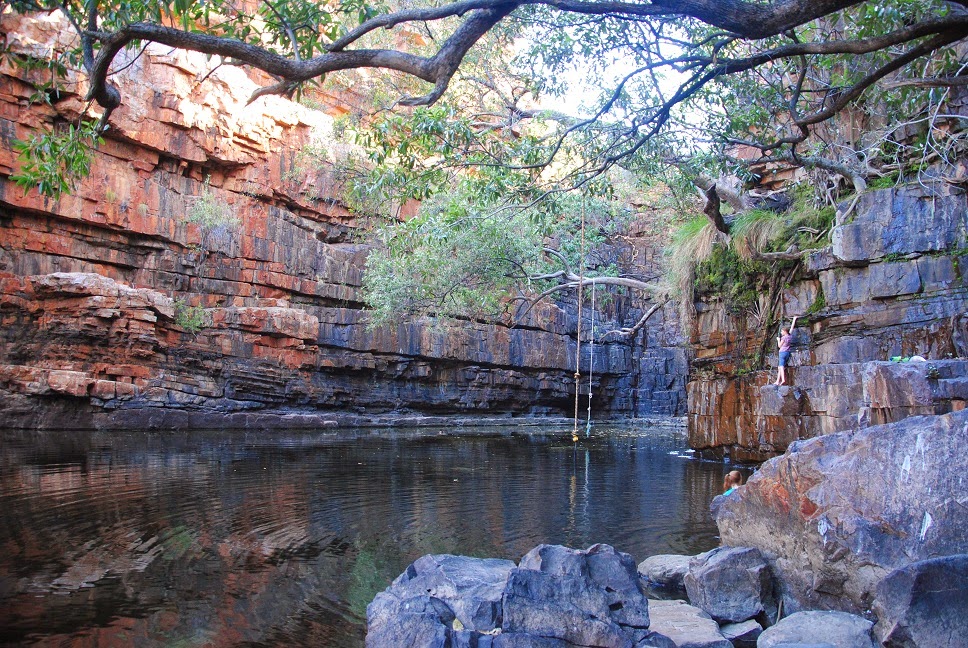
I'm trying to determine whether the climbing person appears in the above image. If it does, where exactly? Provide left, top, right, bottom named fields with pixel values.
left=774, top=315, right=798, bottom=386
left=723, top=470, right=743, bottom=496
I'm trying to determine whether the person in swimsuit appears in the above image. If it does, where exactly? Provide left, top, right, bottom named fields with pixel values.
left=774, top=316, right=798, bottom=386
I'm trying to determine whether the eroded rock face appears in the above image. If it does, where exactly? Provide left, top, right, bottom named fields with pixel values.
left=0, top=13, right=686, bottom=428
left=366, top=554, right=516, bottom=646
left=717, top=408, right=968, bottom=614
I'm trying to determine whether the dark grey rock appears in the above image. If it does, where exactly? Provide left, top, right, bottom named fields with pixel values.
left=720, top=619, right=763, bottom=647
left=872, top=554, right=968, bottom=647
left=637, top=554, right=691, bottom=590
left=365, top=594, right=454, bottom=648
left=831, top=184, right=968, bottom=262
left=646, top=599, right=732, bottom=648
left=503, top=544, right=650, bottom=646
left=757, top=611, right=874, bottom=648
left=684, top=546, right=776, bottom=624
left=366, top=554, right=516, bottom=647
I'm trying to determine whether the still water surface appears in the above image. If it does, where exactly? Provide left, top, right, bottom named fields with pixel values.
left=0, top=422, right=724, bottom=647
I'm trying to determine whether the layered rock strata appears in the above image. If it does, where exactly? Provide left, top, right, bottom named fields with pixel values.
left=0, top=12, right=685, bottom=429
left=688, top=182, right=968, bottom=460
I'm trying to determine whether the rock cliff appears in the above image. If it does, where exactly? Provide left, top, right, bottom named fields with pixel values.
left=688, top=183, right=968, bottom=460
left=0, top=12, right=686, bottom=429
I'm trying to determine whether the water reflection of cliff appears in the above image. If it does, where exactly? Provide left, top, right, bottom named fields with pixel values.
left=0, top=425, right=722, bottom=647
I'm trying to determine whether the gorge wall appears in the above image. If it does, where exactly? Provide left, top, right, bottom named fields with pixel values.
left=0, top=13, right=687, bottom=430
left=688, top=183, right=968, bottom=461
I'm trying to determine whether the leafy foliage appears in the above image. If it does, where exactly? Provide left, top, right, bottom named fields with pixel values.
left=11, top=122, right=104, bottom=198
left=362, top=195, right=544, bottom=327
left=185, top=182, right=239, bottom=233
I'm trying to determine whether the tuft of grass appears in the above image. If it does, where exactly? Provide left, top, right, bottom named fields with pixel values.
left=173, top=298, right=207, bottom=334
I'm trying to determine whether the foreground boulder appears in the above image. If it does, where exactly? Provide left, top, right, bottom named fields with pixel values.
left=757, top=610, right=875, bottom=648
left=683, top=547, right=776, bottom=624
left=718, top=408, right=968, bottom=613
left=503, top=544, right=653, bottom=646
left=367, top=544, right=676, bottom=647
left=872, top=554, right=968, bottom=647
left=637, top=554, right=691, bottom=593
left=366, top=554, right=515, bottom=646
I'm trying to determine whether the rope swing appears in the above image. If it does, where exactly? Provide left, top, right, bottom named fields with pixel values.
left=586, top=282, right=595, bottom=438
left=572, top=200, right=585, bottom=444
left=572, top=198, right=596, bottom=443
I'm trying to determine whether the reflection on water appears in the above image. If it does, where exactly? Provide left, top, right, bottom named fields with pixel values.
left=0, top=423, right=724, bottom=647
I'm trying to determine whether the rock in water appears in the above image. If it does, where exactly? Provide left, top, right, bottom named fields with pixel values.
left=683, top=546, right=776, bottom=624
left=872, top=554, right=968, bottom=647
left=757, top=610, right=875, bottom=648
left=717, top=408, right=968, bottom=614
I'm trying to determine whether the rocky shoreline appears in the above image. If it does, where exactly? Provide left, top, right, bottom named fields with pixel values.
left=367, top=408, right=968, bottom=646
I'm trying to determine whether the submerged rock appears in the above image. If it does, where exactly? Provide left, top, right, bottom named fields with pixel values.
left=872, top=554, right=968, bottom=647
left=757, top=610, right=875, bottom=648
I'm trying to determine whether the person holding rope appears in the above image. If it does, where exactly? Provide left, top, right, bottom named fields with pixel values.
left=774, top=316, right=798, bottom=386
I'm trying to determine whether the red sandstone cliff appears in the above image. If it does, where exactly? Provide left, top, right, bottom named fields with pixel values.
left=0, top=12, right=685, bottom=429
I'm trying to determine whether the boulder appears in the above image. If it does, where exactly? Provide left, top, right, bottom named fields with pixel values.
left=503, top=544, right=651, bottom=646
left=719, top=619, right=762, bottom=647
left=366, top=554, right=515, bottom=646
left=872, top=554, right=968, bottom=647
left=638, top=554, right=691, bottom=591
left=718, top=408, right=968, bottom=614
left=365, top=594, right=454, bottom=648
left=683, top=547, right=776, bottom=624
left=757, top=611, right=874, bottom=648
left=646, top=599, right=732, bottom=648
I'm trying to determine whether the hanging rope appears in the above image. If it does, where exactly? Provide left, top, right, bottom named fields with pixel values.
left=586, top=281, right=595, bottom=437
left=572, top=199, right=586, bottom=444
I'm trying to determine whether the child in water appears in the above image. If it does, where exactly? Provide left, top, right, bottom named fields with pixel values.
left=723, top=470, right=743, bottom=496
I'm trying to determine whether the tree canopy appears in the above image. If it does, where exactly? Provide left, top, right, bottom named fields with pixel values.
left=7, top=0, right=968, bottom=327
